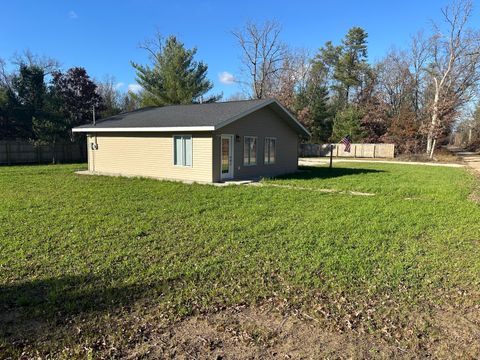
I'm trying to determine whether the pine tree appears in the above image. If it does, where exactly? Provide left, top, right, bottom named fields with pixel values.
left=295, top=85, right=332, bottom=142
left=334, top=27, right=369, bottom=106
left=131, top=35, right=220, bottom=106
left=11, top=64, right=46, bottom=138
left=331, top=106, right=365, bottom=142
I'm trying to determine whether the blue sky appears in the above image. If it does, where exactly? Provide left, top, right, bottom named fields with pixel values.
left=1, top=1, right=478, bottom=99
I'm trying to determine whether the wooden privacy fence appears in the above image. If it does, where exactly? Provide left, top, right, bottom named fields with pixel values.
left=0, top=140, right=86, bottom=165
left=299, top=143, right=395, bottom=159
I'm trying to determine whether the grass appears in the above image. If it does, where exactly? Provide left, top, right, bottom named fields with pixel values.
left=1, top=162, right=480, bottom=357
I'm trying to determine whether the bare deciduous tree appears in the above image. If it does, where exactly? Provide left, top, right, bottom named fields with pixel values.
left=409, top=32, right=430, bottom=119
left=0, top=58, right=11, bottom=89
left=265, top=48, right=311, bottom=110
left=377, top=49, right=413, bottom=115
left=424, top=0, right=480, bottom=157
left=96, top=75, right=122, bottom=118
left=232, top=20, right=288, bottom=99
left=12, top=49, right=60, bottom=75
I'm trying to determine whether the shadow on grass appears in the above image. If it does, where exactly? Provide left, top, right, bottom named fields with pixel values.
left=276, top=166, right=385, bottom=181
left=0, top=274, right=175, bottom=348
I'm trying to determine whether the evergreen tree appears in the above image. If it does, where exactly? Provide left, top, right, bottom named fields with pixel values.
left=295, top=85, right=332, bottom=142
left=310, top=86, right=332, bottom=142
left=331, top=106, right=365, bottom=142
left=11, top=64, right=46, bottom=138
left=311, top=41, right=342, bottom=87
left=131, top=35, right=220, bottom=106
left=0, top=86, right=17, bottom=139
left=293, top=45, right=338, bottom=142
left=120, top=91, right=142, bottom=112
left=334, top=27, right=369, bottom=106
left=32, top=103, right=67, bottom=163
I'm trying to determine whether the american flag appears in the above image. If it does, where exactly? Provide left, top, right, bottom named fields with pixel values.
left=341, top=135, right=351, bottom=152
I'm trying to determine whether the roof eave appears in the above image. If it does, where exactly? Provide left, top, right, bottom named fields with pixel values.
left=72, top=126, right=216, bottom=133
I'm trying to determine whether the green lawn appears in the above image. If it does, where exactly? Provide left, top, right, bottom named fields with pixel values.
left=1, top=163, right=480, bottom=357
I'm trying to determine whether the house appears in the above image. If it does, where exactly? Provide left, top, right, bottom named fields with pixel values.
left=72, top=99, right=310, bottom=183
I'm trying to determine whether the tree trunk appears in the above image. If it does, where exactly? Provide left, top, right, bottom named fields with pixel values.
left=427, top=82, right=440, bottom=155
left=429, top=138, right=437, bottom=159
left=426, top=136, right=433, bottom=154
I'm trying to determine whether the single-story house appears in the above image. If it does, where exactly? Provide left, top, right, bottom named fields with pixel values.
left=72, top=99, right=310, bottom=183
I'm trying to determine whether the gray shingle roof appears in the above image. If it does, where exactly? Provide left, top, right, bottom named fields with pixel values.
left=75, top=99, right=271, bottom=128
left=72, top=98, right=310, bottom=137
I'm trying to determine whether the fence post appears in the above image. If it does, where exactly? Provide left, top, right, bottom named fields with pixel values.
left=62, top=143, right=66, bottom=163
left=36, top=145, right=40, bottom=164
left=373, top=144, right=376, bottom=158
left=6, top=142, right=11, bottom=165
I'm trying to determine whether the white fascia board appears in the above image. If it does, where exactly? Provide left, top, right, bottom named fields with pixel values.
left=72, top=126, right=215, bottom=133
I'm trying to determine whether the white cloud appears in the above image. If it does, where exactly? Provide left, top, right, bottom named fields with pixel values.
left=128, top=84, right=143, bottom=94
left=115, top=82, right=124, bottom=90
left=218, top=71, right=235, bottom=85
left=68, top=11, right=78, bottom=19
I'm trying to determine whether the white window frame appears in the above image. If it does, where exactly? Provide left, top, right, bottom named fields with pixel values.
left=173, top=135, right=193, bottom=167
left=243, top=136, right=257, bottom=166
left=264, top=137, right=276, bottom=165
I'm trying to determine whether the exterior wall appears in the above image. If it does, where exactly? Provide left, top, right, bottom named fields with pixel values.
left=212, top=107, right=299, bottom=182
left=86, top=132, right=213, bottom=182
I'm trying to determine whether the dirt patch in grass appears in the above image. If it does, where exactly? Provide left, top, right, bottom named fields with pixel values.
left=2, top=297, right=480, bottom=358
left=252, top=182, right=376, bottom=196
left=146, top=307, right=392, bottom=359
left=121, top=304, right=480, bottom=359
left=465, top=167, right=480, bottom=203
left=468, top=187, right=480, bottom=203
left=431, top=307, right=480, bottom=359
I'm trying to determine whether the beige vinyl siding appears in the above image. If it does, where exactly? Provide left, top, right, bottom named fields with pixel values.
left=212, top=107, right=299, bottom=182
left=87, top=132, right=213, bottom=182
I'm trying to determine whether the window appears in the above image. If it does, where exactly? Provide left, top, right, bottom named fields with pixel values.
left=173, top=135, right=192, bottom=166
left=243, top=136, right=257, bottom=166
left=264, top=137, right=276, bottom=165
